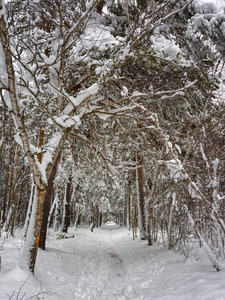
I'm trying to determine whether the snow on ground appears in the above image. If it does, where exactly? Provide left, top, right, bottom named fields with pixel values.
left=0, top=224, right=225, bottom=300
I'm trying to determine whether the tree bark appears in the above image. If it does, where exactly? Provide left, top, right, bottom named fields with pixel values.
left=29, top=187, right=46, bottom=273
left=10, top=177, right=22, bottom=237
left=23, top=182, right=35, bottom=241
left=132, top=196, right=138, bottom=240
left=0, top=194, right=2, bottom=237
left=90, top=202, right=95, bottom=232
left=8, top=146, right=20, bottom=236
left=136, top=151, right=146, bottom=239
left=2, top=149, right=12, bottom=225
left=5, top=149, right=16, bottom=233
left=62, top=175, right=72, bottom=233
left=99, top=212, right=102, bottom=227
left=95, top=203, right=99, bottom=228
left=96, top=0, right=105, bottom=14
left=146, top=148, right=164, bottom=245
left=127, top=182, right=131, bottom=231
left=39, top=151, right=61, bottom=249
left=37, top=129, right=44, bottom=163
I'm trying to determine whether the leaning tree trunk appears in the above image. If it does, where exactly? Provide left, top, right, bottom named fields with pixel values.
left=39, top=151, right=61, bottom=250
left=20, top=185, right=46, bottom=273
left=20, top=129, right=47, bottom=273
left=0, top=0, right=101, bottom=273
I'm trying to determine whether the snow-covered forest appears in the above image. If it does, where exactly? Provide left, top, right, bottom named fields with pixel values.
left=0, top=0, right=225, bottom=299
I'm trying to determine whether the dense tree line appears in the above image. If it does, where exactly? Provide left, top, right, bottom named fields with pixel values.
left=0, top=0, right=225, bottom=273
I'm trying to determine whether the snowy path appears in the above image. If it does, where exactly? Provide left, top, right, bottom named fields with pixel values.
left=37, top=226, right=127, bottom=300
left=0, top=225, right=225, bottom=299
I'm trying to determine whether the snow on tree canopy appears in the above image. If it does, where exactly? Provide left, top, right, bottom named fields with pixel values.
left=1, top=0, right=225, bottom=278
left=150, top=35, right=182, bottom=60
left=201, top=2, right=217, bottom=14
left=163, top=159, right=184, bottom=181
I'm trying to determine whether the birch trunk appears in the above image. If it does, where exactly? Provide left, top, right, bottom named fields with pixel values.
left=29, top=187, right=46, bottom=272
left=20, top=187, right=46, bottom=273
left=23, top=182, right=35, bottom=241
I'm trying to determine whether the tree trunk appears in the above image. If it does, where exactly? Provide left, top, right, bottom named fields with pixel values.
left=37, top=129, right=44, bottom=163
left=39, top=152, right=61, bottom=249
left=62, top=175, right=72, bottom=233
left=0, top=194, right=2, bottom=237
left=96, top=0, right=105, bottom=15
left=48, top=194, right=58, bottom=228
left=147, top=147, right=164, bottom=245
left=95, top=203, right=99, bottom=228
left=127, top=182, right=131, bottom=230
left=20, top=186, right=46, bottom=273
left=136, top=151, right=146, bottom=240
left=8, top=146, right=20, bottom=236
left=74, top=207, right=79, bottom=229
left=29, top=187, right=46, bottom=273
left=99, top=212, right=102, bottom=227
left=2, top=149, right=12, bottom=225
left=168, top=192, right=176, bottom=250
left=20, top=128, right=47, bottom=273
left=23, top=182, right=35, bottom=241
left=54, top=193, right=61, bottom=231
left=132, top=196, right=138, bottom=240
left=90, top=202, right=95, bottom=232
left=10, top=179, right=22, bottom=237
left=5, top=149, right=16, bottom=233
